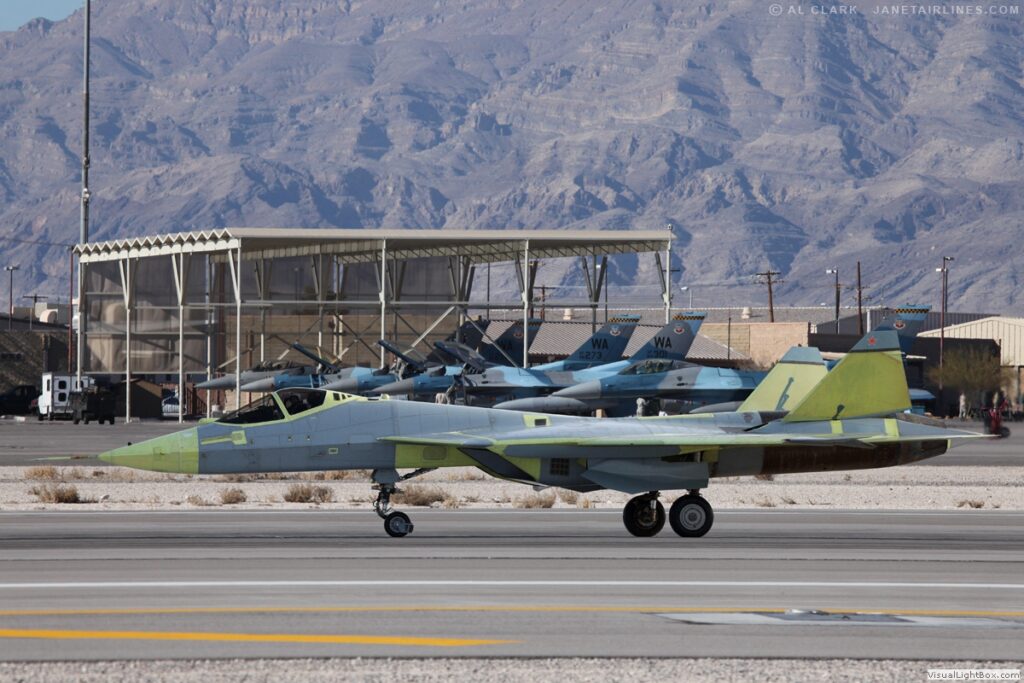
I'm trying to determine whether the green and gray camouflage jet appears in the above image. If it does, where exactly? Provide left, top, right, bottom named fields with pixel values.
left=99, top=329, right=983, bottom=538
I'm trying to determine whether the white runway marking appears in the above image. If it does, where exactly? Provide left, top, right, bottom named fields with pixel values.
left=0, top=580, right=1021, bottom=590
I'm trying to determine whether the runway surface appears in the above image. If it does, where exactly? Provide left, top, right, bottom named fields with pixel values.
left=1, top=509, right=1022, bottom=661
left=1, top=417, right=1019, bottom=467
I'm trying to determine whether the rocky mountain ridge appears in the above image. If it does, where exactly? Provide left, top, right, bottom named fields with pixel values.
left=0, top=0, right=1021, bottom=311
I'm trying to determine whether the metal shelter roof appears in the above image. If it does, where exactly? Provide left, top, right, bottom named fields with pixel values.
left=76, top=228, right=672, bottom=264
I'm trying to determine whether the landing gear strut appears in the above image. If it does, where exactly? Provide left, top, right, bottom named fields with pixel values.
left=371, top=467, right=435, bottom=538
left=622, top=492, right=666, bottom=537
left=668, top=490, right=714, bottom=537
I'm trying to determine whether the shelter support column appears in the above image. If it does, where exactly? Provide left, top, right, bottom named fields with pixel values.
left=76, top=258, right=85, bottom=382
left=227, top=244, right=242, bottom=410
left=379, top=239, right=387, bottom=369
left=118, top=258, right=132, bottom=423
left=522, top=239, right=530, bottom=368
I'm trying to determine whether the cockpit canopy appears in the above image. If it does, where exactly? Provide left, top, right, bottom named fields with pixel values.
left=617, top=358, right=690, bottom=376
left=217, top=388, right=331, bottom=425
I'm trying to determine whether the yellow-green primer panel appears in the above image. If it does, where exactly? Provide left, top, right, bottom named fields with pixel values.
left=499, top=454, right=542, bottom=480
left=394, top=443, right=476, bottom=469
left=99, top=428, right=199, bottom=474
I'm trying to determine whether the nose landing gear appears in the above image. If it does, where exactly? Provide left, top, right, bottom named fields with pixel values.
left=371, top=467, right=435, bottom=538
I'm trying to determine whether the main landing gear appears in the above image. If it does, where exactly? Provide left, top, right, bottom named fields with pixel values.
left=622, top=490, right=714, bottom=538
left=371, top=467, right=434, bottom=538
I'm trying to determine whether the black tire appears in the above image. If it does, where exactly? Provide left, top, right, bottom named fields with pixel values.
left=37, top=413, right=43, bottom=422
left=108, top=416, right=116, bottom=425
left=83, top=414, right=90, bottom=425
left=1000, top=427, right=1010, bottom=439
left=383, top=511, right=413, bottom=537
left=622, top=496, right=666, bottom=537
left=669, top=495, right=714, bottom=538
left=72, top=414, right=80, bottom=425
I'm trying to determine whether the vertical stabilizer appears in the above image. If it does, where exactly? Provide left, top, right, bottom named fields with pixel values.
left=737, top=346, right=828, bottom=413
left=560, top=314, right=641, bottom=368
left=783, top=330, right=909, bottom=422
left=632, top=312, right=705, bottom=361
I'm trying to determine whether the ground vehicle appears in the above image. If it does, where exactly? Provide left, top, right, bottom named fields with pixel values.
left=37, top=373, right=94, bottom=421
left=70, top=387, right=116, bottom=425
left=0, top=385, right=40, bottom=415
left=161, top=394, right=180, bottom=420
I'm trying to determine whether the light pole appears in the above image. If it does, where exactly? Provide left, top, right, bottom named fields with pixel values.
left=936, top=256, right=954, bottom=414
left=4, top=266, right=19, bottom=330
left=680, top=285, right=692, bottom=309
left=825, top=268, right=840, bottom=330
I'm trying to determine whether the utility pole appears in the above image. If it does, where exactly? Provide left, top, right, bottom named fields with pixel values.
left=856, top=261, right=864, bottom=335
left=5, top=265, right=19, bottom=330
left=936, top=256, right=954, bottom=412
left=825, top=268, right=840, bottom=330
left=755, top=269, right=782, bottom=322
left=77, top=0, right=92, bottom=384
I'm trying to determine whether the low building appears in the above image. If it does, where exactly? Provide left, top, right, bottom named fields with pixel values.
left=920, top=317, right=1024, bottom=407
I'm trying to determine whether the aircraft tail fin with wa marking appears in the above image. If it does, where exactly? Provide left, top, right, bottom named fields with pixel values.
left=631, top=312, right=705, bottom=361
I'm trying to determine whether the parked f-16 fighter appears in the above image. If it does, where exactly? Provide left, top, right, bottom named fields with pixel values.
left=323, top=318, right=543, bottom=395
left=387, top=313, right=706, bottom=409
left=196, top=359, right=310, bottom=391
left=549, top=304, right=934, bottom=417
left=98, top=329, right=982, bottom=538
left=371, top=315, right=642, bottom=398
left=238, top=319, right=497, bottom=394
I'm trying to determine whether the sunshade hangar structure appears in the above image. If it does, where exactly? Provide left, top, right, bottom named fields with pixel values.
left=74, top=228, right=675, bottom=421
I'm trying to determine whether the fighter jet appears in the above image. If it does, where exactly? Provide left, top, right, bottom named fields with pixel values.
left=239, top=320, right=494, bottom=394
left=196, top=359, right=310, bottom=391
left=468, top=313, right=706, bottom=413
left=551, top=304, right=934, bottom=417
left=323, top=319, right=539, bottom=395
left=99, top=328, right=983, bottom=538
left=368, top=317, right=638, bottom=401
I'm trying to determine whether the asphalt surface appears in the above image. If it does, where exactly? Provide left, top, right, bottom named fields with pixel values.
left=0, top=509, right=1022, bottom=661
left=1, top=417, right=1020, bottom=467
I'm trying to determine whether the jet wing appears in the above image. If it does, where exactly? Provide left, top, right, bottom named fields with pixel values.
left=380, top=423, right=987, bottom=456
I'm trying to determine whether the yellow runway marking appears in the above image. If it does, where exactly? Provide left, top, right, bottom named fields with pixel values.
left=0, top=628, right=512, bottom=648
left=1, top=605, right=1023, bottom=619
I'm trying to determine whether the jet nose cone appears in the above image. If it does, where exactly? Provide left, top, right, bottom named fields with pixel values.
left=371, top=378, right=415, bottom=395
left=99, top=428, right=199, bottom=474
left=321, top=378, right=362, bottom=393
left=196, top=376, right=232, bottom=390
left=553, top=380, right=602, bottom=400
left=240, top=378, right=276, bottom=392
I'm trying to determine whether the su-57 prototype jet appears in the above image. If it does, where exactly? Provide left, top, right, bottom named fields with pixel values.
left=99, top=329, right=982, bottom=538
left=371, top=315, right=642, bottom=398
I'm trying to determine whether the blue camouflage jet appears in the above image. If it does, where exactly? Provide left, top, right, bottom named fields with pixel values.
left=548, top=304, right=933, bottom=416
left=238, top=319, right=493, bottom=393
left=371, top=315, right=643, bottom=399
left=322, top=319, right=540, bottom=395
left=407, top=313, right=706, bottom=411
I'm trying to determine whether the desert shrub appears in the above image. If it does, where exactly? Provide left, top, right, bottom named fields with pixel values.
left=284, top=483, right=334, bottom=503
left=219, top=488, right=247, bottom=505
left=186, top=495, right=211, bottom=506
left=393, top=485, right=447, bottom=506
left=957, top=499, right=985, bottom=509
left=754, top=497, right=776, bottom=508
left=754, top=473, right=774, bottom=481
left=557, top=489, right=579, bottom=505
left=513, top=491, right=557, bottom=509
left=30, top=484, right=90, bottom=504
left=25, top=466, right=59, bottom=481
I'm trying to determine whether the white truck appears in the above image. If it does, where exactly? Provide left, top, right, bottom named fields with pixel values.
left=37, top=373, right=94, bottom=421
